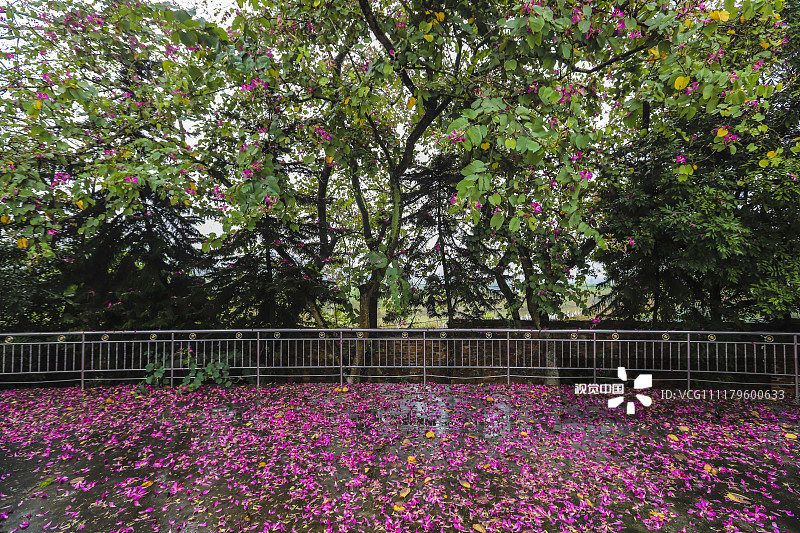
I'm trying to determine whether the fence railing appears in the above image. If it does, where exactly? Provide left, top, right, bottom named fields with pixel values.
left=1, top=329, right=798, bottom=396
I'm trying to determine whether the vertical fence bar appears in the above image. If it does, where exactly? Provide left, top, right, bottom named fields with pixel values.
left=339, top=331, right=344, bottom=387
left=593, top=333, right=597, bottom=384
left=80, top=332, right=85, bottom=390
left=686, top=332, right=691, bottom=390
left=423, top=331, right=427, bottom=385
left=256, top=331, right=261, bottom=389
left=170, top=332, right=175, bottom=388
left=506, top=331, right=511, bottom=385
left=794, top=335, right=798, bottom=400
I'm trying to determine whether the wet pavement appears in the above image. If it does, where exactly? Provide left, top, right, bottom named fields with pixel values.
left=1, top=384, right=799, bottom=532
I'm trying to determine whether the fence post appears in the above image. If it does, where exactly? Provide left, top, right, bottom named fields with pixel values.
left=256, top=331, right=261, bottom=389
left=170, top=332, right=175, bottom=388
left=339, top=331, right=344, bottom=387
left=592, top=333, right=597, bottom=384
left=506, top=331, right=511, bottom=386
left=80, top=332, right=85, bottom=391
left=423, top=331, right=427, bottom=385
left=686, top=332, right=691, bottom=391
left=794, top=335, right=798, bottom=401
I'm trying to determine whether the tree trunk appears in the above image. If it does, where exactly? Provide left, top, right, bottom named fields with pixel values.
left=307, top=299, right=327, bottom=328
left=348, top=278, right=380, bottom=384
left=520, top=249, right=559, bottom=385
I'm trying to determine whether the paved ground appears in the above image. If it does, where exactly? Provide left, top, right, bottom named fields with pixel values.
left=1, top=384, right=799, bottom=532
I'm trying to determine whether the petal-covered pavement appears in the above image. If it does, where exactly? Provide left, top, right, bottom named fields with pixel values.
left=1, top=384, right=798, bottom=532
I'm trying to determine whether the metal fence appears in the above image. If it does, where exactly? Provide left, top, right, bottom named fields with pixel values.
left=1, top=329, right=798, bottom=396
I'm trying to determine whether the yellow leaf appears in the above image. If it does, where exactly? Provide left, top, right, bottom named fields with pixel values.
left=425, top=431, right=435, bottom=438
left=710, top=10, right=720, bottom=20
left=520, top=431, right=528, bottom=437
left=460, top=480, right=471, bottom=489
left=184, top=200, right=191, bottom=206
left=16, top=238, right=28, bottom=249
left=76, top=199, right=85, bottom=210
left=674, top=76, right=690, bottom=91
left=34, top=100, right=42, bottom=110
left=727, top=29, right=735, bottom=34
left=717, top=129, right=729, bottom=138
left=1, top=215, right=9, bottom=223
left=750, top=410, right=760, bottom=417
left=344, top=97, right=351, bottom=105
left=726, top=492, right=751, bottom=504
left=182, top=98, right=190, bottom=105
left=436, top=12, right=445, bottom=22
left=341, top=386, right=348, bottom=392
left=760, top=41, right=769, bottom=49
left=106, top=398, right=114, bottom=403
left=141, top=481, right=153, bottom=487
left=667, top=434, right=679, bottom=442
left=472, top=525, right=486, bottom=533
left=684, top=19, right=694, bottom=28
left=468, top=17, right=474, bottom=23
left=407, top=456, right=417, bottom=464
left=678, top=425, right=690, bottom=432
left=719, top=10, right=730, bottom=21
left=423, top=34, right=433, bottom=42
left=767, top=151, right=777, bottom=158
left=313, top=0, right=320, bottom=6
left=399, top=487, right=410, bottom=498
left=326, top=157, right=333, bottom=164
left=406, top=97, right=416, bottom=109
left=786, top=433, right=798, bottom=440
left=393, top=504, right=405, bottom=512
left=484, top=396, right=495, bottom=402
left=424, top=477, right=432, bottom=484
left=258, top=462, right=266, bottom=467
left=704, top=464, right=718, bottom=475
left=480, top=142, right=490, bottom=150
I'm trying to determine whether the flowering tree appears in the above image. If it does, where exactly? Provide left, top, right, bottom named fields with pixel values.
left=0, top=0, right=232, bottom=259
left=593, top=1, right=799, bottom=325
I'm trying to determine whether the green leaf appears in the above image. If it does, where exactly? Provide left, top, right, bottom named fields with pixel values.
left=509, top=216, right=521, bottom=232
left=504, top=59, right=517, bottom=71
left=490, top=213, right=505, bottom=228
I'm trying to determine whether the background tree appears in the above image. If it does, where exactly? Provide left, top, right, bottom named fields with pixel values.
left=593, top=3, right=798, bottom=325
